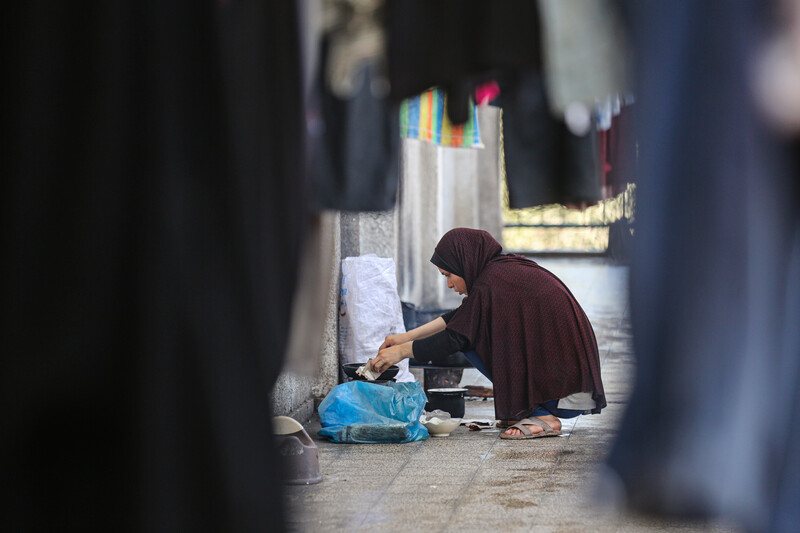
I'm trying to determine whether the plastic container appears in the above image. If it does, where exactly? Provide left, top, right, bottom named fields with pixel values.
left=273, top=416, right=323, bottom=485
left=425, top=388, right=468, bottom=418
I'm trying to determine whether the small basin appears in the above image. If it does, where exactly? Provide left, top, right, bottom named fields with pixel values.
left=422, top=416, right=462, bottom=437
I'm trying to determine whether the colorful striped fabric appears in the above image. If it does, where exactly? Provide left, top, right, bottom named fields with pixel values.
left=400, top=88, right=483, bottom=148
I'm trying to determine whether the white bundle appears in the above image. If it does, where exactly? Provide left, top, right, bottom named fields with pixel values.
left=355, top=363, right=380, bottom=381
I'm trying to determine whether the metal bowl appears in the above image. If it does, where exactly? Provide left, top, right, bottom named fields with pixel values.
left=341, top=363, right=400, bottom=381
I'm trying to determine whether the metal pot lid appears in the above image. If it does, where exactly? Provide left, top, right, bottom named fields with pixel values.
left=426, top=388, right=468, bottom=394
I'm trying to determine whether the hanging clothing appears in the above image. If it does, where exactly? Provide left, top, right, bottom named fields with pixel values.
left=537, top=0, right=629, bottom=117
left=606, top=2, right=800, bottom=532
left=308, top=37, right=400, bottom=211
left=428, top=228, right=605, bottom=420
left=2, top=1, right=305, bottom=531
left=321, top=0, right=387, bottom=98
left=386, top=0, right=542, bottom=124
left=498, top=69, right=601, bottom=208
left=400, top=88, right=483, bottom=148
left=598, top=104, right=635, bottom=200
left=475, top=81, right=501, bottom=106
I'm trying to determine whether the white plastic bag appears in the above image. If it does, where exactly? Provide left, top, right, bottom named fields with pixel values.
left=338, top=255, right=414, bottom=382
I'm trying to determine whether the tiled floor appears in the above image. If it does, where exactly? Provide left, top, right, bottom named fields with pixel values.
left=284, top=259, right=740, bottom=532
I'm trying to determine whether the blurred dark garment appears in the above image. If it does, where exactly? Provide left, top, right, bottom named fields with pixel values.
left=2, top=1, right=304, bottom=531
left=386, top=0, right=541, bottom=124
left=599, top=106, right=636, bottom=199
left=497, top=70, right=601, bottom=209
left=606, top=2, right=800, bottom=532
left=307, top=39, right=400, bottom=212
left=606, top=216, right=634, bottom=265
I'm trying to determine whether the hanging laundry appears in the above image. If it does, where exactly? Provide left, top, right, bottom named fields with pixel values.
left=386, top=0, right=542, bottom=125
left=400, top=88, right=483, bottom=148
left=475, top=81, right=501, bottom=106
left=322, top=0, right=389, bottom=98
left=497, top=69, right=601, bottom=208
left=308, top=37, right=400, bottom=212
left=598, top=103, right=635, bottom=200
left=605, top=2, right=800, bottom=533
left=537, top=0, right=629, bottom=118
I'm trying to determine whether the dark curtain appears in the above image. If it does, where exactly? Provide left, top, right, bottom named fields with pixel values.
left=2, top=1, right=305, bottom=531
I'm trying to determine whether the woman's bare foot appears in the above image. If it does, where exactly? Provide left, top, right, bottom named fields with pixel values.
left=502, top=415, right=561, bottom=437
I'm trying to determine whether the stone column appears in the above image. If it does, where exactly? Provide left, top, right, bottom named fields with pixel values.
left=272, top=211, right=341, bottom=420
left=340, top=211, right=398, bottom=260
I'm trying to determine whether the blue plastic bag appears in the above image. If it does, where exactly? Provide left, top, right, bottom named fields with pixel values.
left=318, top=381, right=429, bottom=443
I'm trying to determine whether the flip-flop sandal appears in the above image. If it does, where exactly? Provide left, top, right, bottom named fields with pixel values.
left=498, top=417, right=562, bottom=440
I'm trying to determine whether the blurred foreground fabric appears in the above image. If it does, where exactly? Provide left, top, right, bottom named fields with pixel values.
left=606, top=2, right=800, bottom=532
left=2, top=1, right=305, bottom=531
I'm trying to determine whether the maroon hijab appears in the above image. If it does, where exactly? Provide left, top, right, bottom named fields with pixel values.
left=431, top=228, right=501, bottom=288
left=431, top=228, right=606, bottom=420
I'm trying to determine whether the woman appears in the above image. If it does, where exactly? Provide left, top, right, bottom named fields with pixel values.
left=369, top=228, right=605, bottom=439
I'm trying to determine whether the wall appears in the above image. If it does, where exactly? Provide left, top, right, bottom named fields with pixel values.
left=271, top=212, right=341, bottom=421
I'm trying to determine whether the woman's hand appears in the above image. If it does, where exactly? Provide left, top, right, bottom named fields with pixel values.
left=379, top=333, right=408, bottom=351
left=370, top=341, right=413, bottom=374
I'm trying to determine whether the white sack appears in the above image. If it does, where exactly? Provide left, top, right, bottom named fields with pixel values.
left=338, top=254, right=414, bottom=382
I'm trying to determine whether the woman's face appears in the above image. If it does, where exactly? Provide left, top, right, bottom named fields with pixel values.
left=438, top=267, right=467, bottom=295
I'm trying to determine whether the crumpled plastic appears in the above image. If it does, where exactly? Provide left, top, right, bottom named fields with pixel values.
left=318, top=381, right=429, bottom=443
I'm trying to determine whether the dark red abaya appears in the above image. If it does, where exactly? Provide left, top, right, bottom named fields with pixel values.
left=432, top=228, right=606, bottom=420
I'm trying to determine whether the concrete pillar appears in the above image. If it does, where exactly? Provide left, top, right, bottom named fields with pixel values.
left=476, top=106, right=504, bottom=240
left=311, top=212, right=342, bottom=399
left=272, top=211, right=341, bottom=420
left=340, top=211, right=398, bottom=260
